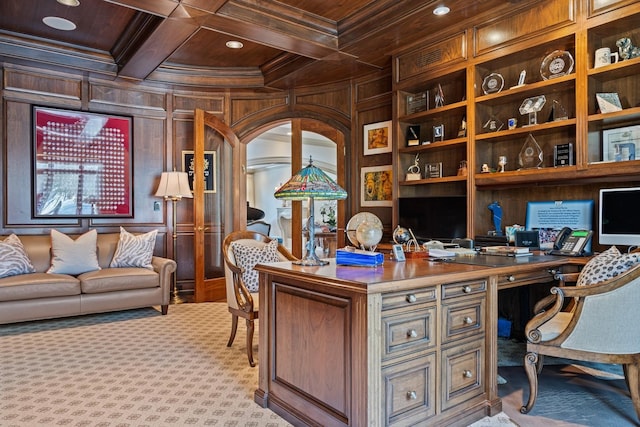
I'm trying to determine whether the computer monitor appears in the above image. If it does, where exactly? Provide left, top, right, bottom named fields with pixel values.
left=599, top=187, right=640, bottom=246
left=398, top=196, right=467, bottom=242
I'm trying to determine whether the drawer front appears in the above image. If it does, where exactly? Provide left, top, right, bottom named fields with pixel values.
left=442, top=297, right=485, bottom=343
left=441, top=339, right=485, bottom=411
left=498, top=269, right=554, bottom=289
left=383, top=353, right=437, bottom=426
left=441, top=280, right=486, bottom=299
left=383, top=306, right=437, bottom=359
left=382, top=287, right=437, bottom=311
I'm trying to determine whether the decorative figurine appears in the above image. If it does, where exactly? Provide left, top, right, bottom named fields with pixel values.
left=498, top=156, right=507, bottom=172
left=406, top=153, right=421, bottom=181
left=616, top=37, right=640, bottom=61
left=488, top=201, right=503, bottom=236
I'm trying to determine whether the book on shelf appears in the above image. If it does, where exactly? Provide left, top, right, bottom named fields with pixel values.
left=480, top=246, right=532, bottom=257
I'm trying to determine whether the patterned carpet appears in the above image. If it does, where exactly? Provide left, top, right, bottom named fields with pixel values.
left=3, top=302, right=614, bottom=427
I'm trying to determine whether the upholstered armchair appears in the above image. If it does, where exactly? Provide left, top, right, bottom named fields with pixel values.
left=222, top=231, right=297, bottom=367
left=521, top=253, right=640, bottom=421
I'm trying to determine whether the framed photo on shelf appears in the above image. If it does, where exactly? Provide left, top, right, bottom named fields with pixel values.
left=182, top=150, right=217, bottom=193
left=602, top=125, right=640, bottom=162
left=596, top=93, right=623, bottom=113
left=363, top=120, right=392, bottom=155
left=433, top=124, right=444, bottom=142
left=32, top=106, right=133, bottom=218
left=425, top=162, right=443, bottom=178
left=361, top=165, right=393, bottom=207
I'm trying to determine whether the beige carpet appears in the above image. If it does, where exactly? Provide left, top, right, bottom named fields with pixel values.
left=0, top=302, right=515, bottom=426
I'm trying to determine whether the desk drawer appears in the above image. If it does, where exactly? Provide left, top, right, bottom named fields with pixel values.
left=441, top=280, right=486, bottom=299
left=383, top=353, right=436, bottom=426
left=498, top=269, right=554, bottom=289
left=382, top=287, right=437, bottom=311
left=441, top=338, right=485, bottom=411
left=382, top=306, right=436, bottom=359
left=442, top=297, right=485, bottom=343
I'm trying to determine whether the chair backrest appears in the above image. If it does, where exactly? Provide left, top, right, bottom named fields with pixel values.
left=246, top=220, right=271, bottom=236
left=222, top=231, right=295, bottom=310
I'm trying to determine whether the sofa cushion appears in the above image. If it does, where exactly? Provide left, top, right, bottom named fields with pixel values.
left=109, top=227, right=157, bottom=270
left=0, top=272, right=80, bottom=302
left=79, top=267, right=158, bottom=294
left=47, top=229, right=101, bottom=275
left=0, top=234, right=36, bottom=279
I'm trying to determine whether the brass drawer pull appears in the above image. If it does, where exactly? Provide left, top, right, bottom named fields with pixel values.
left=407, top=390, right=417, bottom=400
left=463, top=370, right=473, bottom=378
left=407, top=329, right=418, bottom=338
left=462, top=285, right=472, bottom=293
left=406, top=294, right=417, bottom=303
left=463, top=316, right=473, bottom=325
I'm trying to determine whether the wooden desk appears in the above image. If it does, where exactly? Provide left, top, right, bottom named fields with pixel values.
left=254, top=255, right=569, bottom=426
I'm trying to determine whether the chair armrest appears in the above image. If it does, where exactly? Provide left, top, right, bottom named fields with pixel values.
left=226, top=261, right=255, bottom=313
left=152, top=256, right=177, bottom=306
left=525, top=286, right=566, bottom=343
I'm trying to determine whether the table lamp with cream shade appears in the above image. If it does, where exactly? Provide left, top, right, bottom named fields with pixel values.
left=274, top=157, right=347, bottom=266
left=155, top=170, right=193, bottom=301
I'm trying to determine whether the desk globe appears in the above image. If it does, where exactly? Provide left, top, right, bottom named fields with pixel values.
left=355, top=221, right=383, bottom=251
left=393, top=226, right=411, bottom=244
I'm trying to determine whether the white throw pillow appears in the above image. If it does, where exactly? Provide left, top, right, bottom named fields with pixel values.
left=0, top=234, right=36, bottom=279
left=47, top=229, right=101, bottom=275
left=110, top=227, right=157, bottom=270
left=577, top=246, right=640, bottom=286
left=231, top=239, right=281, bottom=292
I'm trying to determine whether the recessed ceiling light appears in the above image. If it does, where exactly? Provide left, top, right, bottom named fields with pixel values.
left=433, top=6, right=450, bottom=15
left=42, top=16, right=77, bottom=31
left=57, top=0, right=80, bottom=6
left=226, top=41, right=244, bottom=49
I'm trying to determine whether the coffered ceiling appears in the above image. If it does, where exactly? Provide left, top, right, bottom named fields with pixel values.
left=0, top=0, right=528, bottom=90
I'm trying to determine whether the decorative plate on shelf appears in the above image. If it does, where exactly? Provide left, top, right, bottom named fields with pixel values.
left=346, top=212, right=383, bottom=247
left=540, top=50, right=574, bottom=80
left=482, top=73, right=504, bottom=95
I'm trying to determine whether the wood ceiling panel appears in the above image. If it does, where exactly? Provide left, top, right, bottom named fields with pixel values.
left=167, top=28, right=284, bottom=68
left=274, top=0, right=376, bottom=21
left=0, top=0, right=136, bottom=52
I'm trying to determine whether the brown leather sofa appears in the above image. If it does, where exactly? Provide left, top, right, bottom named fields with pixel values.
left=0, top=233, right=176, bottom=324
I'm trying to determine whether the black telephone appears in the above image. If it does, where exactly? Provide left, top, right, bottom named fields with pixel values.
left=549, top=227, right=593, bottom=256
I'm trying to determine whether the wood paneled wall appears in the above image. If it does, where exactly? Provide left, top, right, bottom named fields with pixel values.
left=0, top=61, right=392, bottom=292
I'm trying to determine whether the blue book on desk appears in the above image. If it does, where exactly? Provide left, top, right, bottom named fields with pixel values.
left=336, top=248, right=384, bottom=266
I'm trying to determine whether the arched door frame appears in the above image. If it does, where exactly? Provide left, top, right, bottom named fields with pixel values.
left=239, top=117, right=348, bottom=258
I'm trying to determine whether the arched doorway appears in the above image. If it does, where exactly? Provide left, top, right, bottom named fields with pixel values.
left=242, top=118, right=347, bottom=258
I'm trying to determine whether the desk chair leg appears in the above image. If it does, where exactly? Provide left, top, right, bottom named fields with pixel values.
left=521, top=352, right=539, bottom=414
left=227, top=314, right=238, bottom=347
left=625, top=363, right=640, bottom=421
left=246, top=319, right=256, bottom=367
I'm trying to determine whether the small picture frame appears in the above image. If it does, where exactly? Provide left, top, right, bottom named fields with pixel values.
left=361, top=165, right=393, bottom=207
left=602, top=125, right=640, bottom=162
left=433, top=124, right=444, bottom=142
left=364, top=120, right=393, bottom=155
left=392, top=244, right=406, bottom=261
left=596, top=93, right=623, bottom=114
left=425, top=162, right=443, bottom=178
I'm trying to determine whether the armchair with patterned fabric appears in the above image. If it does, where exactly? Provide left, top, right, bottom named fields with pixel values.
left=222, top=231, right=296, bottom=367
left=521, top=246, right=640, bottom=420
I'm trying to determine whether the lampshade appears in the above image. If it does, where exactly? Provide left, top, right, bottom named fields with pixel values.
left=274, top=158, right=347, bottom=201
left=274, top=158, right=346, bottom=267
left=155, top=171, right=193, bottom=199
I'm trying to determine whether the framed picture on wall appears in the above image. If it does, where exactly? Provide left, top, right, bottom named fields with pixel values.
left=363, top=120, right=392, bottom=155
left=361, top=165, right=393, bottom=207
left=182, top=150, right=217, bottom=193
left=32, top=106, right=133, bottom=218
